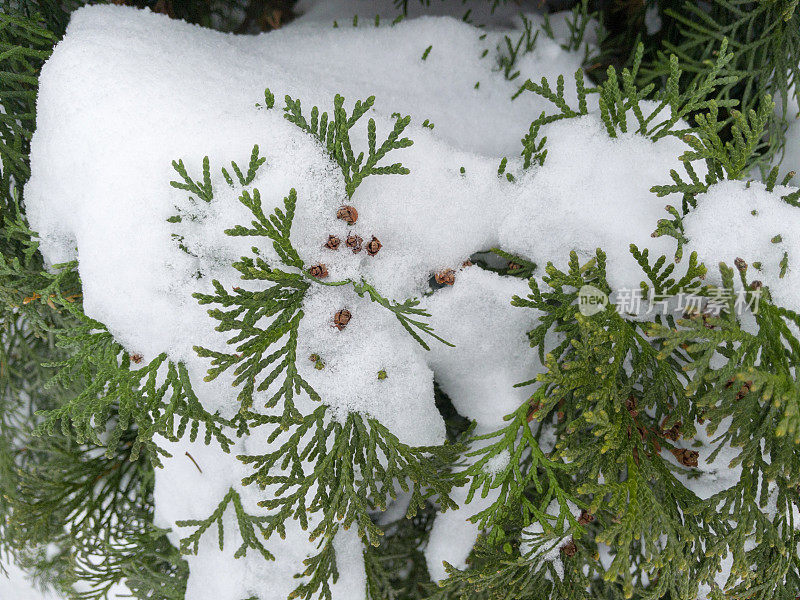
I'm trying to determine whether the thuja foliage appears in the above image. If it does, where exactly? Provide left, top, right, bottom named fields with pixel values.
left=2, top=2, right=800, bottom=600
left=0, top=9, right=184, bottom=600
left=163, top=95, right=462, bottom=599
left=265, top=89, right=414, bottom=198
left=428, top=34, right=800, bottom=600
left=594, top=0, right=800, bottom=171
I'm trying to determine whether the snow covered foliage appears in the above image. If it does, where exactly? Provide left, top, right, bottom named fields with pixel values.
left=4, top=1, right=800, bottom=599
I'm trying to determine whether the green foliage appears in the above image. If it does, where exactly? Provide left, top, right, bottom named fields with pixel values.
left=0, top=13, right=55, bottom=205
left=652, top=95, right=776, bottom=197
left=646, top=0, right=800, bottom=169
left=239, top=408, right=460, bottom=544
left=650, top=93, right=800, bottom=261
left=7, top=426, right=188, bottom=600
left=461, top=399, right=576, bottom=545
left=471, top=248, right=537, bottom=279
left=365, top=502, right=438, bottom=600
left=177, top=487, right=276, bottom=561
left=180, top=139, right=449, bottom=431
left=192, top=186, right=312, bottom=424
left=496, top=14, right=540, bottom=82
left=437, top=248, right=738, bottom=599
left=268, top=90, right=413, bottom=198
left=516, top=39, right=737, bottom=153
left=592, top=0, right=800, bottom=172
left=168, top=107, right=461, bottom=599
left=35, top=305, right=233, bottom=466
left=647, top=262, right=800, bottom=598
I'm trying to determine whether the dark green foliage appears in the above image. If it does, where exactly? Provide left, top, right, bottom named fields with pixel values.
left=434, top=52, right=800, bottom=598
left=0, top=13, right=55, bottom=204
left=180, top=138, right=449, bottom=438
left=593, top=0, right=800, bottom=172
left=497, top=0, right=595, bottom=84
left=8, top=426, right=188, bottom=600
left=461, top=399, right=576, bottom=545
left=471, top=248, right=537, bottom=279
left=0, top=9, right=186, bottom=600
left=516, top=40, right=737, bottom=150
left=437, top=246, right=785, bottom=599
left=647, top=0, right=800, bottom=169
left=36, top=305, right=233, bottom=466
left=239, top=408, right=460, bottom=545
left=365, top=503, right=438, bottom=600
left=648, top=262, right=800, bottom=598
left=192, top=186, right=312, bottom=424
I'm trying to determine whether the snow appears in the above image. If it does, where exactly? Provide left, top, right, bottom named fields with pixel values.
left=421, top=267, right=542, bottom=430
left=21, top=1, right=800, bottom=599
left=684, top=178, right=800, bottom=312
left=0, top=562, right=59, bottom=600
left=483, top=448, right=511, bottom=475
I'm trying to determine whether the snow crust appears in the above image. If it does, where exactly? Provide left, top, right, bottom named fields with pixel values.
left=22, top=2, right=800, bottom=599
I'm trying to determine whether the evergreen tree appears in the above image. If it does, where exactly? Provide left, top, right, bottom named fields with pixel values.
left=1, top=1, right=800, bottom=599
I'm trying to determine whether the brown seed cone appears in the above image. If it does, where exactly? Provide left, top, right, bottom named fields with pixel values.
left=750, top=280, right=763, bottom=291
left=365, top=236, right=382, bottom=256
left=670, top=447, right=699, bottom=468
left=435, top=269, right=455, bottom=285
left=462, top=260, right=474, bottom=267
left=337, top=205, right=358, bottom=225
left=308, top=264, right=328, bottom=279
left=560, top=539, right=578, bottom=557
left=130, top=353, right=143, bottom=364
left=508, top=262, right=522, bottom=271
left=334, top=309, right=352, bottom=330
left=662, top=419, right=682, bottom=442
left=577, top=510, right=594, bottom=526
left=734, top=257, right=747, bottom=272
left=324, top=235, right=341, bottom=250
left=735, top=380, right=753, bottom=400
left=625, top=396, right=638, bottom=417
left=346, top=235, right=363, bottom=254
left=526, top=400, right=541, bottom=423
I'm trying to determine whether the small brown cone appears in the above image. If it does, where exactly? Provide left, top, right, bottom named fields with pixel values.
left=560, top=538, right=577, bottom=557
left=334, top=309, right=352, bottom=331
left=337, top=205, right=358, bottom=225
left=346, top=235, right=363, bottom=254
left=365, top=236, right=382, bottom=256
left=670, top=447, right=699, bottom=468
left=435, top=269, right=455, bottom=286
left=308, top=264, right=328, bottom=279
